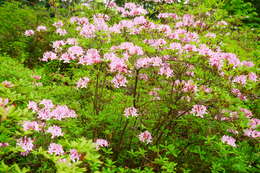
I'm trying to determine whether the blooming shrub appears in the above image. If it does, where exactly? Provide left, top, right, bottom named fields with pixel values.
left=0, top=0, right=259, bottom=172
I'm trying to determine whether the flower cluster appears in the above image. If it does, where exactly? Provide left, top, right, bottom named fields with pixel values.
left=191, top=105, right=207, bottom=118
left=76, top=77, right=90, bottom=89
left=48, top=143, right=64, bottom=156
left=138, top=131, right=152, bottom=144
left=27, top=99, right=77, bottom=121
left=124, top=107, right=138, bottom=117
left=111, top=74, right=128, bottom=88
left=2, top=80, right=14, bottom=88
left=70, top=149, right=81, bottom=162
left=95, top=139, right=109, bottom=149
left=244, top=118, right=260, bottom=138
left=114, top=3, right=147, bottom=17
left=47, top=125, right=64, bottom=139
left=17, top=137, right=34, bottom=156
left=221, top=135, right=236, bottom=147
left=0, top=142, right=9, bottom=147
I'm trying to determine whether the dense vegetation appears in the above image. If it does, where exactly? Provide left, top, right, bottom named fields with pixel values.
left=0, top=0, right=259, bottom=172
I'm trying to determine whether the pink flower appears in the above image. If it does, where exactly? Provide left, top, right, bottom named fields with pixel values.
left=32, top=75, right=41, bottom=80
left=52, top=40, right=66, bottom=51
left=224, top=53, right=240, bottom=68
left=53, top=21, right=64, bottom=28
left=241, top=61, right=254, bottom=67
left=124, top=107, right=138, bottom=117
left=248, top=72, right=257, bottom=82
left=28, top=101, right=38, bottom=112
left=191, top=105, right=207, bottom=118
left=17, top=137, right=34, bottom=155
left=244, top=129, right=260, bottom=138
left=68, top=46, right=84, bottom=56
left=66, top=38, right=78, bottom=45
left=0, top=98, right=9, bottom=107
left=221, top=135, right=236, bottom=147
left=231, top=88, right=247, bottom=100
left=138, top=131, right=152, bottom=144
left=47, top=125, right=63, bottom=138
left=70, top=149, right=81, bottom=162
left=40, top=99, right=54, bottom=109
left=200, top=85, right=212, bottom=93
left=56, top=28, right=67, bottom=36
left=182, top=80, right=197, bottom=93
left=95, top=139, right=109, bottom=149
left=48, top=143, right=64, bottom=156
left=240, top=108, right=253, bottom=118
left=105, top=54, right=128, bottom=73
left=78, top=49, right=101, bottom=65
left=138, top=73, right=149, bottom=80
left=24, top=30, right=34, bottom=36
left=22, top=121, right=41, bottom=131
left=51, top=105, right=77, bottom=120
left=112, top=42, right=143, bottom=56
left=37, top=108, right=52, bottom=120
left=145, top=39, right=167, bottom=48
left=158, top=13, right=178, bottom=19
left=0, top=142, right=9, bottom=147
left=36, top=25, right=47, bottom=32
left=76, top=77, right=90, bottom=89
left=232, top=75, right=247, bottom=85
left=60, top=53, right=75, bottom=63
left=111, top=74, right=127, bottom=88
left=248, top=118, right=260, bottom=129
left=183, top=44, right=197, bottom=52
left=80, top=24, right=96, bottom=38
left=209, top=53, right=224, bottom=70
left=149, top=88, right=161, bottom=100
left=2, top=80, right=14, bottom=88
left=169, top=42, right=182, bottom=51
left=158, top=63, right=173, bottom=78
left=42, top=51, right=57, bottom=62
left=136, top=58, right=152, bottom=69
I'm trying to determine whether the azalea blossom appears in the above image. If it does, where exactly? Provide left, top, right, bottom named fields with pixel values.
left=32, top=75, right=41, bottom=80
left=22, top=121, right=41, bottom=131
left=124, top=107, right=138, bottom=117
left=46, top=125, right=63, bottom=138
left=221, top=135, right=236, bottom=147
left=28, top=101, right=38, bottom=112
left=95, top=139, right=109, bottom=149
left=70, top=149, right=81, bottom=162
left=36, top=25, right=47, bottom=32
left=76, top=77, right=90, bottom=89
left=191, top=105, right=207, bottom=118
left=0, top=142, right=9, bottom=147
left=24, top=30, right=34, bottom=36
left=138, top=131, right=152, bottom=144
left=17, top=137, right=34, bottom=156
left=0, top=98, right=9, bottom=107
left=48, top=143, right=64, bottom=155
left=111, top=74, right=127, bottom=88
left=2, top=80, right=14, bottom=88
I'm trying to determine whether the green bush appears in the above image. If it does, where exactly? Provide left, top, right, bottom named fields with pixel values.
left=0, top=2, right=53, bottom=67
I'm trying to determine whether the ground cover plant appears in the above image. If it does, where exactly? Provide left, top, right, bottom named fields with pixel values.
left=0, top=0, right=259, bottom=172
